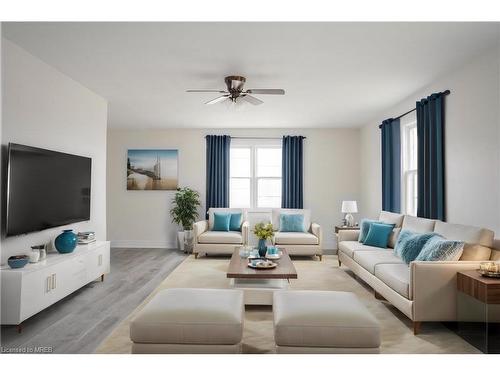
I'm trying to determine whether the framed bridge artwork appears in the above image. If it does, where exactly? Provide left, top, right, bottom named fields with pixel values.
left=127, top=149, right=179, bottom=190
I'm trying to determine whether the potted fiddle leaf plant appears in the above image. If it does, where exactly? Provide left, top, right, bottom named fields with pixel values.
left=170, top=187, right=201, bottom=252
left=253, top=222, right=275, bottom=257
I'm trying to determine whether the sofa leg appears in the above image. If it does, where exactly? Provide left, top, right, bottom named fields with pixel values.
left=413, top=321, right=422, bottom=335
left=194, top=253, right=199, bottom=259
left=318, top=255, right=323, bottom=261
left=374, top=291, right=386, bottom=301
left=338, top=258, right=341, bottom=267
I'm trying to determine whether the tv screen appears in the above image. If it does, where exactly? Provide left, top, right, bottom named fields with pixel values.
left=6, top=143, right=91, bottom=236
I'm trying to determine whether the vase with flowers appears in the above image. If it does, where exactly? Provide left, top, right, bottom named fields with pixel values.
left=253, top=222, right=275, bottom=257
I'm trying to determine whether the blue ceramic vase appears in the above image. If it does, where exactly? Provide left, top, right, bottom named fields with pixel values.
left=258, top=239, right=267, bottom=257
left=55, top=229, right=77, bottom=253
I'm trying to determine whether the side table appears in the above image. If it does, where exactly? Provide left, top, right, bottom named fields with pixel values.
left=334, top=225, right=360, bottom=234
left=456, top=270, right=500, bottom=353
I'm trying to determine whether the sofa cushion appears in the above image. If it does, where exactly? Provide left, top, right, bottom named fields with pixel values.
left=394, top=229, right=438, bottom=264
left=213, top=212, right=231, bottom=231
left=379, top=211, right=404, bottom=227
left=208, top=208, right=246, bottom=230
left=359, top=219, right=381, bottom=243
left=415, top=235, right=464, bottom=261
left=491, top=249, right=500, bottom=261
left=279, top=214, right=305, bottom=232
left=274, top=232, right=319, bottom=245
left=433, top=221, right=493, bottom=261
left=229, top=213, right=242, bottom=231
left=353, top=250, right=404, bottom=274
left=338, top=241, right=383, bottom=258
left=363, top=223, right=395, bottom=248
left=273, top=290, right=380, bottom=348
left=198, top=231, right=243, bottom=244
left=401, top=215, right=436, bottom=233
left=388, top=228, right=401, bottom=249
left=272, top=209, right=311, bottom=232
left=130, top=288, right=244, bottom=345
left=375, top=264, right=410, bottom=299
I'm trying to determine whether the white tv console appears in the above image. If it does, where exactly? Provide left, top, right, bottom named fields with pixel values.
left=1, top=241, right=110, bottom=331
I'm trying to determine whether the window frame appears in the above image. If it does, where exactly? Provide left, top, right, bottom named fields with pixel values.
left=401, top=113, right=418, bottom=216
left=229, top=139, right=282, bottom=209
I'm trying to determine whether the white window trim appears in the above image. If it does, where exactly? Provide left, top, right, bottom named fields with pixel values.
left=230, top=139, right=282, bottom=210
left=400, top=112, right=417, bottom=216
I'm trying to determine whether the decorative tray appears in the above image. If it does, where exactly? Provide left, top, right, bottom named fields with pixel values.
left=477, top=269, right=500, bottom=278
left=248, top=259, right=277, bottom=269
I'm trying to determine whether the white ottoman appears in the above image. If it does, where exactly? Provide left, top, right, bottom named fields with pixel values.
left=130, top=288, right=244, bottom=353
left=273, top=290, right=381, bottom=353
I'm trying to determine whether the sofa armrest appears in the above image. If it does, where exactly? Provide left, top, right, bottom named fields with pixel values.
left=310, top=223, right=322, bottom=247
left=241, top=221, right=250, bottom=245
left=410, top=260, right=483, bottom=321
left=193, top=220, right=208, bottom=244
left=338, top=229, right=360, bottom=243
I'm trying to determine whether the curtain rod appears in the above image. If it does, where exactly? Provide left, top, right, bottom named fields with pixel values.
left=231, top=136, right=307, bottom=140
left=378, top=90, right=450, bottom=129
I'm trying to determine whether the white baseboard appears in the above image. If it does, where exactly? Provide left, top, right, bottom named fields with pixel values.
left=111, top=240, right=177, bottom=249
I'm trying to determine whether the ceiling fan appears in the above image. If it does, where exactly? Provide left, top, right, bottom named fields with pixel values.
left=187, top=75, right=285, bottom=106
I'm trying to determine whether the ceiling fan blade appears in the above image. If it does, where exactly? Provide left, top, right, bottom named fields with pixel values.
left=245, top=89, right=285, bottom=95
left=187, top=89, right=228, bottom=93
left=205, top=95, right=230, bottom=105
left=241, top=94, right=264, bottom=106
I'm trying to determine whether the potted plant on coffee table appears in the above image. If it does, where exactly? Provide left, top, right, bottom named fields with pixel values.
left=253, top=222, right=275, bottom=257
left=170, top=187, right=201, bottom=253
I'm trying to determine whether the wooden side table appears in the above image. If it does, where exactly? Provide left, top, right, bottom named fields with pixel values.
left=456, top=270, right=500, bottom=353
left=334, top=225, right=360, bottom=234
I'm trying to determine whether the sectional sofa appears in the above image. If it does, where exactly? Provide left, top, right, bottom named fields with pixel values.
left=337, top=211, right=499, bottom=334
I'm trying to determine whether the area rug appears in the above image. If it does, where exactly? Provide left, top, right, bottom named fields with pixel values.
left=95, top=255, right=479, bottom=354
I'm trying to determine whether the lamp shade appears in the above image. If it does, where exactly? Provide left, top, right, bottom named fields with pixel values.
left=341, top=200, right=358, bottom=213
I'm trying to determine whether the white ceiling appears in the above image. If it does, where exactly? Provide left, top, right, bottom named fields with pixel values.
left=3, top=22, right=499, bottom=129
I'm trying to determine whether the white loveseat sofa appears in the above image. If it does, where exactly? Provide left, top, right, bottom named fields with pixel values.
left=337, top=211, right=498, bottom=334
left=271, top=209, right=323, bottom=260
left=193, top=208, right=249, bottom=258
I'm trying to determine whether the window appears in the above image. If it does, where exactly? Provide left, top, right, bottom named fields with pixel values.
left=401, top=113, right=418, bottom=216
left=230, top=140, right=282, bottom=208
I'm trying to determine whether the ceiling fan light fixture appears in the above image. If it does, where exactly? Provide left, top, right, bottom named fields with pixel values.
left=187, top=75, right=285, bottom=106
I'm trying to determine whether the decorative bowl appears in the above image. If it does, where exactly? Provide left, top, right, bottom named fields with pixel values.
left=248, top=258, right=277, bottom=269
left=8, top=255, right=29, bottom=269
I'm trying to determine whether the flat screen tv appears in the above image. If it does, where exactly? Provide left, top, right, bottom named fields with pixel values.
left=6, top=143, right=91, bottom=236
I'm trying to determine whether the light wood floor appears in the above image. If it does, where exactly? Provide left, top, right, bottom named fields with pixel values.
left=0, top=248, right=187, bottom=354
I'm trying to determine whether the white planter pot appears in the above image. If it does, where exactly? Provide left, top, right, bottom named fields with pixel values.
left=177, top=231, right=185, bottom=251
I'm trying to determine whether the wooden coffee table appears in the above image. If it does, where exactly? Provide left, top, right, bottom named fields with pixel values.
left=227, top=248, right=297, bottom=305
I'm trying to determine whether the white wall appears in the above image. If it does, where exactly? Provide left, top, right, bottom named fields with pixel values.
left=1, top=39, right=108, bottom=264
left=360, top=45, right=500, bottom=235
left=107, top=128, right=361, bottom=250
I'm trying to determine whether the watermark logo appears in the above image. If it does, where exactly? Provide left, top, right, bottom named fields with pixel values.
left=1, top=346, right=53, bottom=353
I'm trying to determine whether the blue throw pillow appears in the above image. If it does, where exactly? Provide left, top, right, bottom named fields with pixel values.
left=359, top=219, right=382, bottom=243
left=363, top=222, right=395, bottom=248
left=416, top=236, right=465, bottom=261
left=394, top=229, right=437, bottom=264
left=229, top=213, right=242, bottom=231
left=280, top=214, right=305, bottom=232
left=213, top=212, right=231, bottom=231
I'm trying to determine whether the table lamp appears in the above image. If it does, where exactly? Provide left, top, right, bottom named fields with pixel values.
left=341, top=200, right=358, bottom=227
